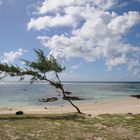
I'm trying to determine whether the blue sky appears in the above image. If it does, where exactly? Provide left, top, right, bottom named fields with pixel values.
left=0, top=0, right=140, bottom=81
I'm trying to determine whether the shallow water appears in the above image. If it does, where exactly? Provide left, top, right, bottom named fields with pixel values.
left=0, top=81, right=140, bottom=107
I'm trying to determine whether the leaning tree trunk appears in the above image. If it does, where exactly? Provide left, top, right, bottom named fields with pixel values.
left=61, top=87, right=83, bottom=114
left=65, top=96, right=82, bottom=114
left=55, top=72, right=83, bottom=114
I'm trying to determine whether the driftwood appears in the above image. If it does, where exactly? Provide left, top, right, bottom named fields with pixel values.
left=130, top=95, right=140, bottom=99
left=63, top=96, right=84, bottom=100
left=39, top=97, right=58, bottom=102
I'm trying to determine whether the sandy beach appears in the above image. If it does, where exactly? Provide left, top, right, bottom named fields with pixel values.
left=0, top=97, right=139, bottom=116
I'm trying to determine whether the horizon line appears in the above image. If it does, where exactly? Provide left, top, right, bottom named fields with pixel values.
left=1, top=80, right=140, bottom=83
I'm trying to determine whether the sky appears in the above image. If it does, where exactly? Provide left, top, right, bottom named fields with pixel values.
left=0, top=0, right=140, bottom=81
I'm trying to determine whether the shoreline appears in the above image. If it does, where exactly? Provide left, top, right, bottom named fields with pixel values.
left=0, top=97, right=139, bottom=116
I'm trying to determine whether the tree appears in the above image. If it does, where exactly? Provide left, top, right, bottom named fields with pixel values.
left=0, top=49, right=82, bottom=114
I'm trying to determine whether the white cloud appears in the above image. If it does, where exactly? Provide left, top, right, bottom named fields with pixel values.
left=0, top=49, right=26, bottom=64
left=108, top=11, right=140, bottom=34
left=28, top=14, right=79, bottom=31
left=28, top=0, right=140, bottom=74
left=38, top=0, right=116, bottom=14
left=28, top=0, right=117, bottom=30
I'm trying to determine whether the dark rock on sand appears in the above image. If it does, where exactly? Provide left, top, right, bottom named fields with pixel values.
left=39, top=97, right=58, bottom=102
left=130, top=95, right=140, bottom=99
left=64, top=91, right=72, bottom=95
left=16, top=111, right=23, bottom=115
left=128, top=112, right=133, bottom=115
left=63, top=96, right=84, bottom=100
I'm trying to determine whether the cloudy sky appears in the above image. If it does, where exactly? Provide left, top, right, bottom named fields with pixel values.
left=0, top=0, right=140, bottom=81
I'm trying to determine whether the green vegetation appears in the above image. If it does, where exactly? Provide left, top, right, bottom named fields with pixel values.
left=0, top=49, right=82, bottom=113
left=0, top=113, right=139, bottom=140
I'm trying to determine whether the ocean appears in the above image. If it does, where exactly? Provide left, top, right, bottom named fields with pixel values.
left=0, top=81, right=140, bottom=108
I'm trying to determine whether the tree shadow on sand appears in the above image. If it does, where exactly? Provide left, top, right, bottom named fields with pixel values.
left=0, top=113, right=86, bottom=122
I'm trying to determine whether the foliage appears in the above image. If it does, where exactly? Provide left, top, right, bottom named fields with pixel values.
left=0, top=49, right=64, bottom=84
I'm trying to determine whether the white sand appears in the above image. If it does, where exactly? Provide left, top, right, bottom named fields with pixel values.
left=0, top=97, right=139, bottom=116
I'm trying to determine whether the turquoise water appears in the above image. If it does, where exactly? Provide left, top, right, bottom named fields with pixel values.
left=0, top=81, right=140, bottom=107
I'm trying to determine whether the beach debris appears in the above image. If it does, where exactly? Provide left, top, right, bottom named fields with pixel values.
left=63, top=96, right=84, bottom=100
left=16, top=111, right=24, bottom=115
left=130, top=95, right=140, bottom=99
left=44, top=107, right=48, bottom=109
left=39, top=97, right=58, bottom=102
